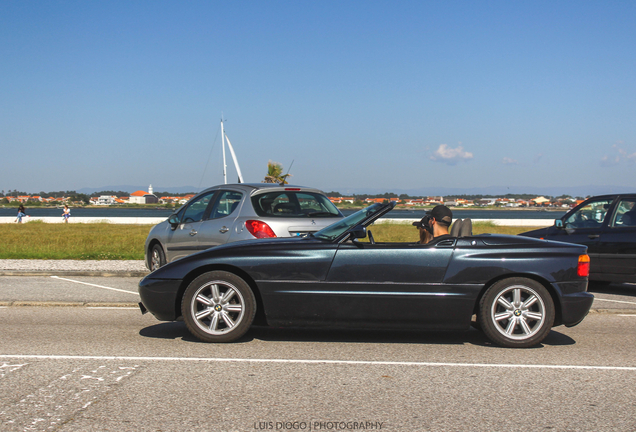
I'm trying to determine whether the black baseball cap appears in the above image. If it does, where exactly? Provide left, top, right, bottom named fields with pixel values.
left=412, top=205, right=453, bottom=228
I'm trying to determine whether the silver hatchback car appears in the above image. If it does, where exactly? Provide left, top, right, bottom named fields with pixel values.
left=145, top=183, right=343, bottom=271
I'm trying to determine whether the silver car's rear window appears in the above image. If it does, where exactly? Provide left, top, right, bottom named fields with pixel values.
left=251, top=191, right=340, bottom=218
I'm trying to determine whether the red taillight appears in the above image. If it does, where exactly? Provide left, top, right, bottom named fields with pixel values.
left=284, top=188, right=300, bottom=191
left=577, top=254, right=590, bottom=277
left=245, top=220, right=277, bottom=239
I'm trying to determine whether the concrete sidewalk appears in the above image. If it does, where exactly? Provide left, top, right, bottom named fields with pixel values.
left=0, top=259, right=148, bottom=277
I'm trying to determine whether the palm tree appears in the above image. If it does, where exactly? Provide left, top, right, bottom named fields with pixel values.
left=263, top=160, right=291, bottom=184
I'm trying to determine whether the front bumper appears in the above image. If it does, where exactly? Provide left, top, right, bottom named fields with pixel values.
left=138, top=276, right=183, bottom=321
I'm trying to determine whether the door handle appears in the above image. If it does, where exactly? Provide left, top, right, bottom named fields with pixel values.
left=219, top=226, right=229, bottom=233
left=588, top=234, right=600, bottom=239
left=189, top=229, right=198, bottom=236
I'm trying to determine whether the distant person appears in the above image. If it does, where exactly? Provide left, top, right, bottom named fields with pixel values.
left=15, top=204, right=27, bottom=223
left=412, top=205, right=453, bottom=243
left=62, top=205, right=71, bottom=223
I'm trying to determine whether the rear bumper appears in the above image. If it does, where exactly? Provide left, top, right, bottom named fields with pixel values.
left=559, top=291, right=594, bottom=327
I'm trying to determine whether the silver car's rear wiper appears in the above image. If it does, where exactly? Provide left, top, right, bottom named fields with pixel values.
left=307, top=211, right=334, bottom=216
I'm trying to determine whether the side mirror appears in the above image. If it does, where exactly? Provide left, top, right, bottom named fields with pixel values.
left=555, top=219, right=563, bottom=228
left=350, top=225, right=367, bottom=239
left=168, top=214, right=180, bottom=230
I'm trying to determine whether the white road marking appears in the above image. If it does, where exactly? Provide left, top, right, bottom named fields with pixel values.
left=0, top=354, right=635, bottom=372
left=618, top=314, right=636, bottom=317
left=593, top=298, right=636, bottom=305
left=50, top=276, right=139, bottom=295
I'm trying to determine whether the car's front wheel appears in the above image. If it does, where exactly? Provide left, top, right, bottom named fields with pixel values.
left=479, top=277, right=555, bottom=348
left=149, top=243, right=166, bottom=271
left=182, top=271, right=256, bottom=343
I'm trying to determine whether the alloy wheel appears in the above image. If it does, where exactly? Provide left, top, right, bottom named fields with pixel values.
left=490, top=284, right=546, bottom=340
left=190, top=280, right=245, bottom=335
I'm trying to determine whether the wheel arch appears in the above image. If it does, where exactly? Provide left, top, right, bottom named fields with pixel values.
left=174, top=264, right=267, bottom=326
left=146, top=239, right=165, bottom=268
left=472, top=273, right=563, bottom=327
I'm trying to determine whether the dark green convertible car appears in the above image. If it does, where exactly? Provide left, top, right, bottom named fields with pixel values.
left=139, top=201, right=593, bottom=348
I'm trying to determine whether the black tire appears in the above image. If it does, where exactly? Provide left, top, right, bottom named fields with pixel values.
left=478, top=277, right=555, bottom=348
left=149, top=243, right=166, bottom=271
left=182, top=271, right=256, bottom=343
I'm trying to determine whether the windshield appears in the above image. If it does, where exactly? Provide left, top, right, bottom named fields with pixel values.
left=313, top=203, right=386, bottom=241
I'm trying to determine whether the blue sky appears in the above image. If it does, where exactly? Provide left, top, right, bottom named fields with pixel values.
left=1, top=1, right=635, bottom=195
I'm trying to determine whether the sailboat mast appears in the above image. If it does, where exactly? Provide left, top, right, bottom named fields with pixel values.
left=220, top=118, right=227, bottom=184
left=224, top=134, right=244, bottom=183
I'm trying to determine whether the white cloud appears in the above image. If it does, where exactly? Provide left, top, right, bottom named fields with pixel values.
left=600, top=155, right=620, bottom=167
left=502, top=157, right=518, bottom=165
left=600, top=144, right=636, bottom=167
left=430, top=144, right=473, bottom=165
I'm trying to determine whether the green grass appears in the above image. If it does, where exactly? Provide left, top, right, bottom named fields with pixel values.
left=0, top=222, right=151, bottom=260
left=0, top=221, right=543, bottom=260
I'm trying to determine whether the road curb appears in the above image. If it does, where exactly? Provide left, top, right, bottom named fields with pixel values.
left=0, top=271, right=148, bottom=277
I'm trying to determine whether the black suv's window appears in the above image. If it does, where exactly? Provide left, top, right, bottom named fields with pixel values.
left=610, top=199, right=636, bottom=227
left=251, top=192, right=340, bottom=218
left=564, top=199, right=613, bottom=229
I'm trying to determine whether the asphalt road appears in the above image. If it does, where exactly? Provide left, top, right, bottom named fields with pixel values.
left=1, top=276, right=635, bottom=312
left=1, top=277, right=635, bottom=431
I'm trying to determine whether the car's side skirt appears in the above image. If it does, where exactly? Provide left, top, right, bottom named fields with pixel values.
left=255, top=280, right=481, bottom=330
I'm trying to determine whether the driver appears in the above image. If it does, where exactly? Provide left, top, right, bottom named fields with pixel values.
left=412, top=205, right=453, bottom=243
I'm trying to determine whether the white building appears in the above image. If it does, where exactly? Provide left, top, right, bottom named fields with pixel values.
left=129, top=184, right=158, bottom=204
left=97, top=195, right=117, bottom=205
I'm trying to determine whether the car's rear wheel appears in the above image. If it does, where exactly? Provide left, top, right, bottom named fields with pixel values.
left=149, top=243, right=166, bottom=271
left=479, top=277, right=554, bottom=348
left=182, top=271, right=256, bottom=343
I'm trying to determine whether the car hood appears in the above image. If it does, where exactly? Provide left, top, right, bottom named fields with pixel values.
left=144, top=235, right=322, bottom=279
left=211, top=235, right=310, bottom=251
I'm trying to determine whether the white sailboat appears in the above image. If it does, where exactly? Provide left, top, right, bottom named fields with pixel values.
left=220, top=119, right=244, bottom=184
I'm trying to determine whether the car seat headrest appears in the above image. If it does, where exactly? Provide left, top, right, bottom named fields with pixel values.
left=450, top=219, right=463, bottom=237
left=458, top=219, right=472, bottom=237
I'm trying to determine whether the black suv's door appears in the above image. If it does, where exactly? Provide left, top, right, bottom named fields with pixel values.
left=553, top=197, right=615, bottom=275
left=597, top=196, right=636, bottom=281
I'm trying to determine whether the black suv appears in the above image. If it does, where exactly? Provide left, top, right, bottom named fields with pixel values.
left=521, top=194, right=636, bottom=283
